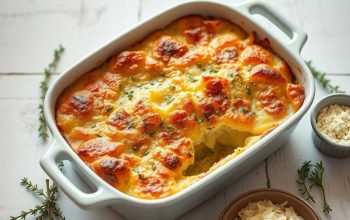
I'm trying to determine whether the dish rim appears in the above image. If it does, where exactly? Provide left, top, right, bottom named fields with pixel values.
left=40, top=0, right=315, bottom=207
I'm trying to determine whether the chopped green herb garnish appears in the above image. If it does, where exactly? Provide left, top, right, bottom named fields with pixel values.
left=126, top=119, right=134, bottom=129
left=207, top=68, right=218, bottom=74
left=240, top=107, right=249, bottom=113
left=166, top=125, right=174, bottom=131
left=169, top=85, right=176, bottom=91
left=90, top=122, right=96, bottom=128
left=196, top=64, right=203, bottom=69
left=138, top=174, right=147, bottom=180
left=95, top=134, right=103, bottom=137
left=103, top=106, right=113, bottom=113
left=245, top=85, right=251, bottom=95
left=164, top=95, right=175, bottom=104
left=132, top=167, right=140, bottom=173
left=151, top=164, right=157, bottom=171
left=195, top=116, right=204, bottom=124
left=187, top=75, right=198, bottom=82
left=143, top=150, right=150, bottom=156
left=124, top=90, right=134, bottom=100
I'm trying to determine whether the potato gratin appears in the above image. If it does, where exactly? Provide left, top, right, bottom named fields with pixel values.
left=56, top=16, right=305, bottom=199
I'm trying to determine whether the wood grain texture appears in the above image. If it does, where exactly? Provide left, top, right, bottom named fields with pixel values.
left=0, top=0, right=350, bottom=220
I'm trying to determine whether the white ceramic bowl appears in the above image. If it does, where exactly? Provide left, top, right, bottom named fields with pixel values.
left=40, top=1, right=315, bottom=219
left=219, top=188, right=320, bottom=220
left=311, top=93, right=350, bottom=158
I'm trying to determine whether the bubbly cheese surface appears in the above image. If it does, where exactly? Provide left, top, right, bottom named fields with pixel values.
left=56, top=16, right=305, bottom=199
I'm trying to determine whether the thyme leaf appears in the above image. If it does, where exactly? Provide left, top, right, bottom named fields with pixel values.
left=309, top=161, right=332, bottom=214
left=296, top=161, right=315, bottom=203
left=297, top=161, right=332, bottom=214
left=305, top=60, right=344, bottom=93
left=10, top=163, right=65, bottom=220
left=39, top=45, right=65, bottom=139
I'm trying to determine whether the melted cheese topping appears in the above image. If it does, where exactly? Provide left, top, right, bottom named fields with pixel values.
left=56, top=16, right=305, bottom=199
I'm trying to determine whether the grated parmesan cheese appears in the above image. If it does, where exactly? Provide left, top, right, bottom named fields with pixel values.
left=236, top=200, right=304, bottom=220
left=316, top=104, right=350, bottom=145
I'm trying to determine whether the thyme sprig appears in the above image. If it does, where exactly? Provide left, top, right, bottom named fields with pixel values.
left=10, top=163, right=65, bottom=220
left=309, top=161, right=332, bottom=214
left=296, top=161, right=315, bottom=203
left=39, top=45, right=65, bottom=139
left=305, top=60, right=344, bottom=93
left=10, top=47, right=66, bottom=220
left=296, top=161, right=332, bottom=214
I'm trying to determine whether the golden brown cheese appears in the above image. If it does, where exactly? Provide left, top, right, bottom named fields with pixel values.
left=56, top=15, right=305, bottom=199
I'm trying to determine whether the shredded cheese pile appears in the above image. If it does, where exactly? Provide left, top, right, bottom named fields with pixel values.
left=316, top=104, right=350, bottom=145
left=236, top=200, right=304, bottom=220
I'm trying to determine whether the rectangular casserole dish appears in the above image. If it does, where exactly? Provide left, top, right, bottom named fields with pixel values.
left=40, top=1, right=315, bottom=219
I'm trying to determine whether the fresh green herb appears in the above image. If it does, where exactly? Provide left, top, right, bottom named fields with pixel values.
left=143, top=150, right=150, bottom=156
left=11, top=46, right=66, bottom=220
left=169, top=85, right=176, bottom=91
left=38, top=45, right=65, bottom=139
left=245, top=85, right=251, bottom=95
left=132, top=167, right=140, bottom=173
left=240, top=107, right=249, bottom=113
left=138, top=174, right=147, bottom=180
left=164, top=95, right=175, bottom=104
left=296, top=161, right=315, bottom=203
left=96, top=134, right=103, bottom=137
left=126, top=119, right=134, bottom=129
left=296, top=161, right=332, bottom=214
left=90, top=122, right=96, bottom=128
left=187, top=75, right=198, bottom=83
left=195, top=115, right=204, bottom=124
left=136, top=83, right=142, bottom=88
left=166, top=125, right=174, bottom=131
left=309, top=161, right=332, bottom=214
left=207, top=68, right=218, bottom=74
left=103, top=106, right=113, bottom=113
left=10, top=164, right=65, bottom=220
left=125, top=90, right=134, bottom=100
left=151, top=164, right=157, bottom=171
left=305, top=60, right=344, bottom=93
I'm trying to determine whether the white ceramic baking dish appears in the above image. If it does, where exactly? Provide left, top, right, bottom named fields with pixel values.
left=40, top=1, right=315, bottom=219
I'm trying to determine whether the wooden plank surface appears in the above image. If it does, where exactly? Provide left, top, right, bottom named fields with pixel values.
left=0, top=0, right=350, bottom=220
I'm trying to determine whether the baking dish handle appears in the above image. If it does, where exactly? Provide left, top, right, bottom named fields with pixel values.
left=40, top=139, right=118, bottom=209
left=235, top=0, right=307, bottom=54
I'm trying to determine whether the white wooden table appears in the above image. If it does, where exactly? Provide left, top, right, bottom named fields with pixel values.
left=1, top=0, right=349, bottom=219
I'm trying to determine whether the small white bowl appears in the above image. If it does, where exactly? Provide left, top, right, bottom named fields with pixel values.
left=310, top=93, right=350, bottom=158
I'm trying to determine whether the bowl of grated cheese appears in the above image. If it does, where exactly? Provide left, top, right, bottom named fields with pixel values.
left=311, top=94, right=350, bottom=158
left=219, top=188, right=320, bottom=220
